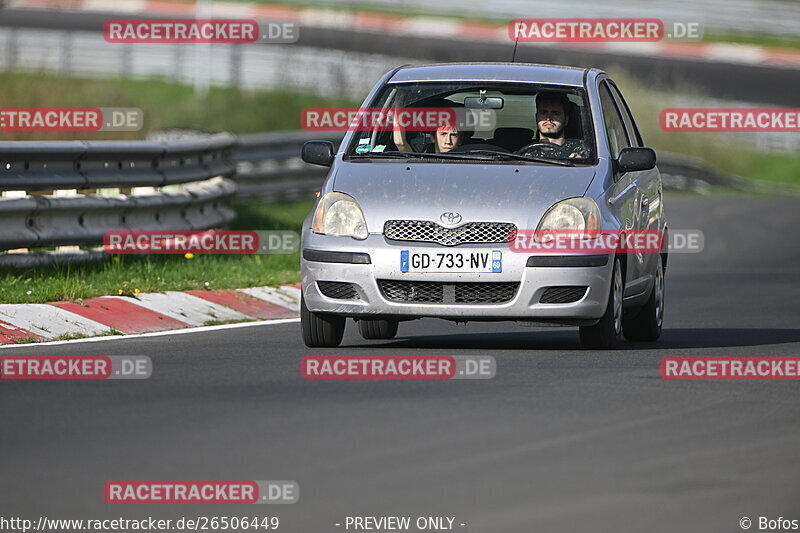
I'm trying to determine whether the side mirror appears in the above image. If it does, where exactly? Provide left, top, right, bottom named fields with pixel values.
left=617, top=147, right=656, bottom=172
left=302, top=141, right=335, bottom=167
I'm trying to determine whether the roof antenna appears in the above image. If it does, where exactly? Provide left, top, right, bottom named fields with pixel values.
left=511, top=24, right=521, bottom=62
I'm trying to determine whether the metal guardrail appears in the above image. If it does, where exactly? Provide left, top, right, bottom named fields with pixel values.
left=1, top=130, right=795, bottom=266
left=232, top=131, right=341, bottom=202
left=0, top=178, right=236, bottom=250
left=0, top=133, right=236, bottom=191
left=230, top=133, right=799, bottom=199
left=0, top=130, right=340, bottom=264
left=657, top=152, right=800, bottom=196
left=0, top=133, right=240, bottom=258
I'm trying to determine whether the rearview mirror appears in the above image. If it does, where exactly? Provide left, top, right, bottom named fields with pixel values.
left=463, top=96, right=504, bottom=109
left=301, top=141, right=335, bottom=167
left=617, top=147, right=656, bottom=172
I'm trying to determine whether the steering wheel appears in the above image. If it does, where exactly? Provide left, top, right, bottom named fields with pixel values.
left=516, top=142, right=560, bottom=155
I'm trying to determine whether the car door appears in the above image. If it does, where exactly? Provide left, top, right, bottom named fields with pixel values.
left=597, top=79, right=648, bottom=297
left=607, top=80, right=663, bottom=287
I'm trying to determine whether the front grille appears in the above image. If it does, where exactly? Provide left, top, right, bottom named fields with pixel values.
left=318, top=281, right=360, bottom=300
left=455, top=282, right=518, bottom=303
left=539, top=286, right=587, bottom=304
left=384, top=220, right=516, bottom=246
left=380, top=280, right=442, bottom=303
left=379, top=280, right=518, bottom=304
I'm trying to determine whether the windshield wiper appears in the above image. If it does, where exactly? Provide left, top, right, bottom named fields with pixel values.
left=348, top=150, right=577, bottom=165
left=348, top=152, right=422, bottom=159
left=461, top=150, right=577, bottom=166
left=348, top=151, right=496, bottom=161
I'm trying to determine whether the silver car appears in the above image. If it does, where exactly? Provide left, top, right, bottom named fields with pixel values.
left=299, top=63, right=666, bottom=349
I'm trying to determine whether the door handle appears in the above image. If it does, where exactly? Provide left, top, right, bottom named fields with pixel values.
left=608, top=182, right=636, bottom=205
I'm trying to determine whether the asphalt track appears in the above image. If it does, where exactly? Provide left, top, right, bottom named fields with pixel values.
left=1, top=194, right=799, bottom=532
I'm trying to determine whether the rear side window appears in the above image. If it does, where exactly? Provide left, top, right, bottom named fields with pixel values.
left=607, top=82, right=644, bottom=147
left=598, top=82, right=631, bottom=159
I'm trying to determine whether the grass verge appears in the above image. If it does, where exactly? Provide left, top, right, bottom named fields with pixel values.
left=0, top=72, right=357, bottom=141
left=606, top=68, right=800, bottom=188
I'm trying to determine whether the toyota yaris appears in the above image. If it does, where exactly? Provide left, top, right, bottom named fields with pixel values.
left=299, top=63, right=666, bottom=349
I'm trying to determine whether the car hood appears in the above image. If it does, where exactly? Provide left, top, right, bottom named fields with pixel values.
left=333, top=161, right=596, bottom=232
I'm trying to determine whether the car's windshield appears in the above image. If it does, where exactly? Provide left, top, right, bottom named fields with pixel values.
left=346, top=82, right=595, bottom=163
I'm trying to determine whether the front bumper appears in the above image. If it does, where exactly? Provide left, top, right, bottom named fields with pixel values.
left=301, top=232, right=613, bottom=323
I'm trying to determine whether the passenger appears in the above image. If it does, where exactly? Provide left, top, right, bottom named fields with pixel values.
left=392, top=92, right=464, bottom=153
left=394, top=121, right=463, bottom=153
left=429, top=123, right=463, bottom=153
left=518, top=92, right=589, bottom=159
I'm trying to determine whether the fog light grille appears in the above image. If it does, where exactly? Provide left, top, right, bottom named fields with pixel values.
left=318, top=281, right=360, bottom=300
left=539, top=286, right=587, bottom=304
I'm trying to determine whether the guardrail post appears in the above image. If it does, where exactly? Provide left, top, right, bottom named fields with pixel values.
left=1, top=189, right=29, bottom=254
left=53, top=189, right=80, bottom=252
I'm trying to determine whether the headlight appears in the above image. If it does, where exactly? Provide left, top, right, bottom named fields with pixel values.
left=312, top=192, right=369, bottom=239
left=537, top=197, right=600, bottom=239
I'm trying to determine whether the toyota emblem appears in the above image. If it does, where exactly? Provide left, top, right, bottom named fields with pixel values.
left=440, top=212, right=462, bottom=225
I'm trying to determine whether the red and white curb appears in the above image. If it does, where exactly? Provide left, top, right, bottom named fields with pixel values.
left=0, top=284, right=301, bottom=344
left=8, top=0, right=800, bottom=69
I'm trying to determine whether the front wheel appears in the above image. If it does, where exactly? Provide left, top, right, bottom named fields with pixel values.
left=301, top=294, right=345, bottom=347
left=623, top=254, right=665, bottom=342
left=357, top=319, right=399, bottom=340
left=579, top=257, right=623, bottom=350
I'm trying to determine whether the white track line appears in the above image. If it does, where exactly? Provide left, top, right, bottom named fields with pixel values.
left=0, top=317, right=299, bottom=349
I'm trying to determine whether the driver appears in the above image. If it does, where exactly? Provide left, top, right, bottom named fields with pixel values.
left=517, top=92, right=589, bottom=159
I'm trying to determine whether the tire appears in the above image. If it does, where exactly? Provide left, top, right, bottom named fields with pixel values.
left=579, top=257, right=623, bottom=350
left=623, top=254, right=665, bottom=342
left=357, top=319, right=399, bottom=340
left=301, top=294, right=345, bottom=347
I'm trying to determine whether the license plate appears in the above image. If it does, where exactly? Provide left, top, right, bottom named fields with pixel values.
left=400, top=250, right=502, bottom=273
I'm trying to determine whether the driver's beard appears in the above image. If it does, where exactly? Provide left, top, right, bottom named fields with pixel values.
left=539, top=127, right=564, bottom=140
